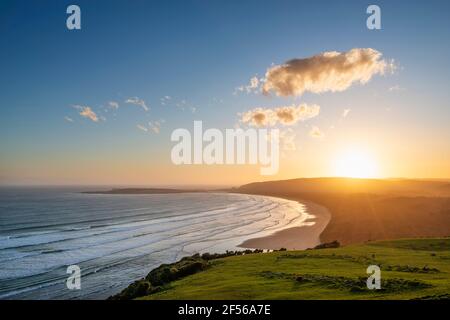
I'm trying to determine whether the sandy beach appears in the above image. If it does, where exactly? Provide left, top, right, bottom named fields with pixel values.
left=236, top=178, right=450, bottom=245
left=239, top=200, right=331, bottom=250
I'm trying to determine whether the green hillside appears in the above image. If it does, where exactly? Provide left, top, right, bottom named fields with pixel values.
left=121, top=238, right=450, bottom=300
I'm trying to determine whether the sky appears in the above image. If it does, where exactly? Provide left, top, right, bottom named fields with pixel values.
left=1, top=0, right=450, bottom=186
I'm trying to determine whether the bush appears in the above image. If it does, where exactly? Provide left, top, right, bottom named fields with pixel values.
left=108, top=280, right=153, bottom=300
left=111, top=248, right=279, bottom=300
left=313, top=241, right=340, bottom=249
left=146, top=257, right=208, bottom=286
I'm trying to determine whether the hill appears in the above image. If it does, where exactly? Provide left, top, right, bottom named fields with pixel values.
left=235, top=178, right=450, bottom=245
left=114, top=238, right=450, bottom=300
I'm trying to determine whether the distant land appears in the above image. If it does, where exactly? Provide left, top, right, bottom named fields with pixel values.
left=236, top=177, right=450, bottom=197
left=83, top=188, right=210, bottom=194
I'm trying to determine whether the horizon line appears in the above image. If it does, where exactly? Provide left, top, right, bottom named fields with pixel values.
left=1, top=176, right=450, bottom=188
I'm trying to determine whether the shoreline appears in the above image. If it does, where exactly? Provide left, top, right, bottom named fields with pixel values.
left=238, top=199, right=331, bottom=250
left=81, top=188, right=333, bottom=251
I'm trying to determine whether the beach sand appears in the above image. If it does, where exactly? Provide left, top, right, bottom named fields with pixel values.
left=236, top=178, right=450, bottom=246
left=239, top=201, right=331, bottom=250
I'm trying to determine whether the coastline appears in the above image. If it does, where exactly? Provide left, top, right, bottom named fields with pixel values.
left=105, top=185, right=449, bottom=300
left=82, top=188, right=333, bottom=251
left=238, top=200, right=331, bottom=250
left=110, top=196, right=333, bottom=300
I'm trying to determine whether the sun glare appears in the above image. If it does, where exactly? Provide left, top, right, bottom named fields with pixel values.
left=334, top=150, right=378, bottom=178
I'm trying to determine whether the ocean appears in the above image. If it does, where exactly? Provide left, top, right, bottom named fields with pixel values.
left=0, top=187, right=312, bottom=299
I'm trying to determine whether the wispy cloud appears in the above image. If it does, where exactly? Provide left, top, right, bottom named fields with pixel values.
left=149, top=121, right=162, bottom=134
left=125, top=97, right=149, bottom=111
left=136, top=119, right=164, bottom=134
left=264, top=128, right=297, bottom=156
left=64, top=116, right=74, bottom=123
left=262, top=48, right=391, bottom=97
left=342, top=108, right=351, bottom=118
left=280, top=128, right=297, bottom=152
left=108, top=101, right=119, bottom=109
left=174, top=99, right=197, bottom=113
left=240, top=103, right=320, bottom=127
left=74, top=105, right=99, bottom=122
left=136, top=124, right=148, bottom=132
left=234, top=76, right=261, bottom=95
left=309, top=126, right=324, bottom=139
left=175, top=99, right=186, bottom=108
left=160, top=96, right=172, bottom=106
left=388, top=85, right=405, bottom=92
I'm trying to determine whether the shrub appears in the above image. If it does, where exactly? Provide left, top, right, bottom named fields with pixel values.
left=146, top=257, right=208, bottom=285
left=313, top=241, right=340, bottom=249
left=108, top=280, right=153, bottom=300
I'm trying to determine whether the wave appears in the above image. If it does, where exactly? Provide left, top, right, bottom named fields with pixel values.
left=0, top=192, right=311, bottom=299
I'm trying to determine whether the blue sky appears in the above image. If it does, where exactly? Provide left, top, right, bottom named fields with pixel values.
left=1, top=0, right=450, bottom=185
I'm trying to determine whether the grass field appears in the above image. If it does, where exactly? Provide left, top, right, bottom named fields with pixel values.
left=135, top=238, right=450, bottom=300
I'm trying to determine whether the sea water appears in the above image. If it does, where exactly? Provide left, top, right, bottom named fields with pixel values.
left=0, top=187, right=312, bottom=299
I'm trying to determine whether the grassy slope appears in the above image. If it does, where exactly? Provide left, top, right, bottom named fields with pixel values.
left=140, top=238, right=450, bottom=300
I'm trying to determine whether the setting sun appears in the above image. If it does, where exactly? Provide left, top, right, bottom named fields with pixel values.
left=334, top=150, right=379, bottom=178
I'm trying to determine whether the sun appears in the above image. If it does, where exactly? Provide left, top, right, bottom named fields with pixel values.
left=334, top=149, right=379, bottom=178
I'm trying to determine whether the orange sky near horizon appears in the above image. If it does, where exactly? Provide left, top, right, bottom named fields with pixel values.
left=2, top=138, right=449, bottom=186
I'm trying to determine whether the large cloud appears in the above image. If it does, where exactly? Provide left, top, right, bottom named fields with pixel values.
left=262, top=48, right=389, bottom=96
left=240, top=103, right=320, bottom=127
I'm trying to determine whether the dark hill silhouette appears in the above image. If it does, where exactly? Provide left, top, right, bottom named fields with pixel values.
left=238, top=177, right=450, bottom=197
